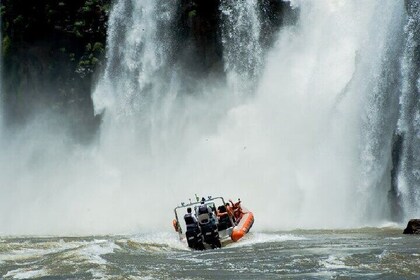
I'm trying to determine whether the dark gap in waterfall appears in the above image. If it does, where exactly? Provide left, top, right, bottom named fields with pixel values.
left=259, top=0, right=300, bottom=48
left=176, top=0, right=223, bottom=83
left=173, top=0, right=299, bottom=94
left=389, top=133, right=404, bottom=222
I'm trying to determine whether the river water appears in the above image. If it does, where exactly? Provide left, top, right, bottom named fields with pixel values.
left=1, top=228, right=419, bottom=279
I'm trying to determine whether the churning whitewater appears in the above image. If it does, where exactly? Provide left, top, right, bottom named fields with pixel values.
left=0, top=229, right=419, bottom=279
left=0, top=0, right=419, bottom=237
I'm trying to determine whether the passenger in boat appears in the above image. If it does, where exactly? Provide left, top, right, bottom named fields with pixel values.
left=184, top=207, right=199, bottom=230
left=234, top=207, right=244, bottom=222
left=184, top=207, right=205, bottom=250
left=197, top=200, right=219, bottom=227
left=197, top=200, right=221, bottom=248
left=225, top=203, right=236, bottom=223
left=229, top=198, right=242, bottom=208
left=225, top=203, right=234, bottom=217
left=200, top=198, right=213, bottom=215
left=217, top=205, right=232, bottom=230
left=230, top=199, right=244, bottom=222
left=217, top=205, right=226, bottom=216
left=173, top=219, right=181, bottom=233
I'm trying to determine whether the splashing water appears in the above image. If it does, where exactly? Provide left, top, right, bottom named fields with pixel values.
left=0, top=0, right=418, bottom=235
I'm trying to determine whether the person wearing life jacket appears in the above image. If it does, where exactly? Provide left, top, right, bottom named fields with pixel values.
left=217, top=205, right=228, bottom=218
left=197, top=199, right=215, bottom=225
left=224, top=202, right=236, bottom=224
left=217, top=204, right=232, bottom=230
left=184, top=207, right=199, bottom=231
left=230, top=198, right=244, bottom=222
left=184, top=207, right=205, bottom=250
left=225, top=203, right=234, bottom=217
left=197, top=198, right=221, bottom=248
left=217, top=205, right=229, bottom=222
left=234, top=207, right=244, bottom=222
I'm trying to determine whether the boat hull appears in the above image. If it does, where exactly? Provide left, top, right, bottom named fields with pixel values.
left=231, top=211, right=254, bottom=242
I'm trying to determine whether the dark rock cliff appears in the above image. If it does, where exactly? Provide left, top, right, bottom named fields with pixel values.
left=1, top=0, right=110, bottom=141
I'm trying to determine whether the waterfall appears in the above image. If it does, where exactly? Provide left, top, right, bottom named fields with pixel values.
left=93, top=0, right=178, bottom=118
left=0, top=0, right=418, bottom=235
left=217, top=0, right=406, bottom=227
left=0, top=0, right=3, bottom=128
left=91, top=0, right=416, bottom=229
left=220, top=0, right=263, bottom=95
left=355, top=1, right=406, bottom=222
left=397, top=0, right=420, bottom=219
left=93, top=0, right=193, bottom=162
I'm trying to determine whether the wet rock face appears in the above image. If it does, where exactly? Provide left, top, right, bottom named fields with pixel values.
left=177, top=0, right=223, bottom=75
left=403, top=219, right=420, bottom=234
left=259, top=0, right=299, bottom=47
left=1, top=0, right=109, bottom=141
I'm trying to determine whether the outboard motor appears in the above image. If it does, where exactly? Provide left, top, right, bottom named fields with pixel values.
left=197, top=204, right=221, bottom=248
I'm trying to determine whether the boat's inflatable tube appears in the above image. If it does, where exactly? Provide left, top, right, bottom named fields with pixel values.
left=231, top=211, right=254, bottom=242
left=173, top=219, right=180, bottom=232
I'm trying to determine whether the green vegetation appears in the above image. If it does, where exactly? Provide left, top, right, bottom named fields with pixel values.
left=1, top=0, right=111, bottom=140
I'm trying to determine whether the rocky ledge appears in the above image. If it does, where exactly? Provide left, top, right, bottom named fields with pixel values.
left=403, top=219, right=420, bottom=234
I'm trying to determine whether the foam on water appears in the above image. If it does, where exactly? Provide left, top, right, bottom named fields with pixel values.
left=0, top=239, right=80, bottom=263
left=77, top=239, right=119, bottom=265
left=0, top=230, right=419, bottom=278
left=227, top=232, right=307, bottom=248
left=128, top=232, right=190, bottom=252
left=122, top=231, right=306, bottom=252
left=4, top=268, right=49, bottom=279
left=319, top=255, right=349, bottom=270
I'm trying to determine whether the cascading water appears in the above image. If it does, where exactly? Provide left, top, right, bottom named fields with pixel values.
left=397, top=0, right=420, bottom=219
left=220, top=0, right=263, bottom=95
left=93, top=0, right=177, bottom=119
left=212, top=0, right=408, bottom=228
left=90, top=0, right=414, bottom=230
left=354, top=1, right=406, bottom=222
left=0, top=0, right=418, bottom=235
left=0, top=0, right=3, bottom=129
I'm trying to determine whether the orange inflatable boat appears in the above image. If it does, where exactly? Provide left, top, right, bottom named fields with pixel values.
left=172, top=196, right=254, bottom=250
